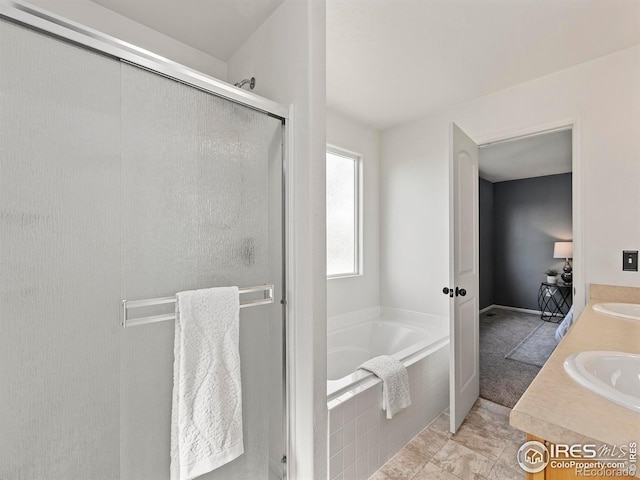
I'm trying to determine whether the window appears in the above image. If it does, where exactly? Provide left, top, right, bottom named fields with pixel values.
left=326, top=146, right=361, bottom=278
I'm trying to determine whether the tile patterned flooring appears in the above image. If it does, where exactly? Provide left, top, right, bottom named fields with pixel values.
left=369, top=398, right=526, bottom=480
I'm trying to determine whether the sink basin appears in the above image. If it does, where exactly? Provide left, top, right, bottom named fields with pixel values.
left=564, top=351, right=640, bottom=413
left=593, top=302, right=640, bottom=320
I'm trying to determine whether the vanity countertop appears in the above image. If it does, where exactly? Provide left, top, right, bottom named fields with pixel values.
left=510, top=284, right=640, bottom=451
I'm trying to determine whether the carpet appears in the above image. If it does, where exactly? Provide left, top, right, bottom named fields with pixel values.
left=504, top=321, right=558, bottom=368
left=479, top=308, right=555, bottom=408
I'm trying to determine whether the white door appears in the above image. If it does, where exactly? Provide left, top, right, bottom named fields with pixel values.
left=449, top=123, right=480, bottom=433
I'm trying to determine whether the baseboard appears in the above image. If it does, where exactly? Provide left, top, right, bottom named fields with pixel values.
left=494, top=305, right=542, bottom=315
left=480, top=304, right=551, bottom=315
left=479, top=304, right=497, bottom=314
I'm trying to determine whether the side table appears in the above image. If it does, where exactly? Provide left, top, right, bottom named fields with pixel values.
left=537, top=282, right=572, bottom=322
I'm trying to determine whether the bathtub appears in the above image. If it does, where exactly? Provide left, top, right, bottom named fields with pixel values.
left=327, top=317, right=449, bottom=400
left=327, top=313, right=450, bottom=480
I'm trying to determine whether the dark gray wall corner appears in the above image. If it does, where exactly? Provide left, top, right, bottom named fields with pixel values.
left=479, top=173, right=572, bottom=311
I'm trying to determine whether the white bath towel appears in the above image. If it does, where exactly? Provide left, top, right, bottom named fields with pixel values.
left=358, top=355, right=411, bottom=419
left=170, top=287, right=243, bottom=480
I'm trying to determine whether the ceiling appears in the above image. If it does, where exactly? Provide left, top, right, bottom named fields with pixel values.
left=81, top=0, right=640, bottom=129
left=479, top=130, right=572, bottom=183
left=89, top=0, right=284, bottom=61
left=327, top=0, right=640, bottom=130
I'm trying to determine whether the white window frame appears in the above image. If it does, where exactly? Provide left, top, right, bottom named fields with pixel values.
left=326, top=144, right=363, bottom=279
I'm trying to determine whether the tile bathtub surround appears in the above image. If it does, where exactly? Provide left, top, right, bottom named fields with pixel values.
left=370, top=398, right=526, bottom=480
left=328, top=344, right=449, bottom=480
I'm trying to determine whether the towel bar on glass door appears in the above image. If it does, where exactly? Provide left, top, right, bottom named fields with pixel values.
left=121, top=284, right=274, bottom=327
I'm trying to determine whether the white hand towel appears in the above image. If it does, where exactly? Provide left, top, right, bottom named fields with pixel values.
left=358, top=355, right=411, bottom=419
left=170, top=287, right=243, bottom=480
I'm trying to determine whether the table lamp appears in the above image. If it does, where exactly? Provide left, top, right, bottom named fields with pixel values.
left=554, top=241, right=573, bottom=284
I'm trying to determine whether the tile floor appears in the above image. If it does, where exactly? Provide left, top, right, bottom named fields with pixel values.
left=369, top=398, right=526, bottom=480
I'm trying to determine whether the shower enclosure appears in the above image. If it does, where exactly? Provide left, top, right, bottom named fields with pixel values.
left=0, top=5, right=288, bottom=480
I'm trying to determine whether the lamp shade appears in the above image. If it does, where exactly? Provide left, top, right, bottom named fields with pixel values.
left=554, top=241, right=573, bottom=259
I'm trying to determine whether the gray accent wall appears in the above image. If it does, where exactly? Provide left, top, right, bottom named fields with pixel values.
left=480, top=173, right=572, bottom=311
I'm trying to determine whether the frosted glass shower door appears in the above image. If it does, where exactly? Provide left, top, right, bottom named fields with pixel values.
left=119, top=64, right=285, bottom=480
left=0, top=20, right=121, bottom=480
left=1, top=15, right=285, bottom=479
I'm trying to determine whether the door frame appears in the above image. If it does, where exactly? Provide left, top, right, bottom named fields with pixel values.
left=449, top=116, right=584, bottom=429
left=472, top=116, right=585, bottom=316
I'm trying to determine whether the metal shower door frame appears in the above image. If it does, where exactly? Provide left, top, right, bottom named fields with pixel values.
left=0, top=2, right=291, bottom=478
left=0, top=0, right=288, bottom=119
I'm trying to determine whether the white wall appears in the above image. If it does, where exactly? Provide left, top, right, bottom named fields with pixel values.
left=327, top=109, right=381, bottom=318
left=27, top=0, right=227, bottom=80
left=381, top=46, right=640, bottom=318
left=228, top=1, right=327, bottom=479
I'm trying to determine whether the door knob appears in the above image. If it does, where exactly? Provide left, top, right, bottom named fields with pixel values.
left=442, top=287, right=453, bottom=297
left=455, top=287, right=467, bottom=297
